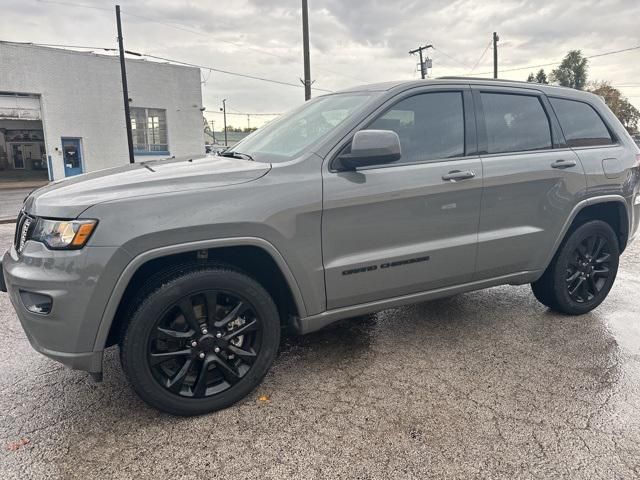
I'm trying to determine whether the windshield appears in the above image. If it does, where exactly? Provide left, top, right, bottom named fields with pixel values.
left=226, top=92, right=374, bottom=162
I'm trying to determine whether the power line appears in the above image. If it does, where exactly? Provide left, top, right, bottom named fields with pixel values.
left=469, top=39, right=493, bottom=73
left=2, top=40, right=333, bottom=93
left=35, top=0, right=368, bottom=84
left=469, top=44, right=640, bottom=76
left=433, top=46, right=472, bottom=69
left=140, top=52, right=334, bottom=92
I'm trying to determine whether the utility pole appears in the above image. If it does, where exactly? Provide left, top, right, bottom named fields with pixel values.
left=247, top=114, right=250, bottom=130
left=115, top=5, right=135, bottom=164
left=301, top=0, right=311, bottom=101
left=210, top=120, right=216, bottom=143
left=409, top=44, right=433, bottom=79
left=493, top=32, right=499, bottom=79
left=220, top=99, right=228, bottom=147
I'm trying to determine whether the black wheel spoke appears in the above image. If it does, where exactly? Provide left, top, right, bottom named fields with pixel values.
left=167, top=358, right=193, bottom=390
left=205, top=292, right=219, bottom=324
left=214, top=301, right=247, bottom=328
left=577, top=243, right=588, bottom=260
left=593, top=266, right=610, bottom=277
left=566, top=270, right=580, bottom=284
left=588, top=276, right=599, bottom=295
left=569, top=277, right=585, bottom=297
left=592, top=237, right=605, bottom=259
left=149, top=349, right=191, bottom=366
left=579, top=277, right=590, bottom=300
left=212, top=355, right=241, bottom=384
left=157, top=327, right=195, bottom=339
left=595, top=253, right=611, bottom=264
left=228, top=345, right=257, bottom=364
left=224, top=319, right=258, bottom=341
left=193, top=357, right=212, bottom=397
left=178, top=299, right=202, bottom=332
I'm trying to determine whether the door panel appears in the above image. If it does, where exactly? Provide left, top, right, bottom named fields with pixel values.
left=62, top=138, right=83, bottom=177
left=473, top=87, right=587, bottom=279
left=11, top=145, right=25, bottom=169
left=322, top=87, right=482, bottom=310
left=475, top=149, right=585, bottom=278
left=322, top=158, right=482, bottom=309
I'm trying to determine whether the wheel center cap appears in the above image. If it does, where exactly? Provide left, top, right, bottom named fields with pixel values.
left=198, top=335, right=216, bottom=352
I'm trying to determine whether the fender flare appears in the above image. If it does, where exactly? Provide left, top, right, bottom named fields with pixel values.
left=92, top=237, right=308, bottom=351
left=541, top=194, right=630, bottom=272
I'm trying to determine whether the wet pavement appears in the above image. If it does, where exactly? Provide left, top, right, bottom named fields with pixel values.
left=1, top=222, right=639, bottom=479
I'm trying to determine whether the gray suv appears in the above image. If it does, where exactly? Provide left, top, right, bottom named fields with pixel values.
left=2, top=78, right=639, bottom=415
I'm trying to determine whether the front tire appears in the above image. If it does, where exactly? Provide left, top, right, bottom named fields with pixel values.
left=120, top=266, right=280, bottom=416
left=531, top=220, right=619, bottom=315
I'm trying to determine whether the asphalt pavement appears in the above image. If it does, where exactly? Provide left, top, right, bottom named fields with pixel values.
left=1, top=222, right=639, bottom=479
left=0, top=188, right=32, bottom=223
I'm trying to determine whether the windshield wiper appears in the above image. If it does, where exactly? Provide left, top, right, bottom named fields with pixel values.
left=219, top=150, right=254, bottom=161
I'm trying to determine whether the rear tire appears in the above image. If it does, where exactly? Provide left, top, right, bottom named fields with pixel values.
left=531, top=220, right=619, bottom=315
left=120, top=266, right=280, bottom=416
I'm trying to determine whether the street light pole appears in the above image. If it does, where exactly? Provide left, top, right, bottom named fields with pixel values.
left=115, top=5, right=135, bottom=164
left=301, top=0, right=311, bottom=101
left=220, top=99, right=228, bottom=147
left=493, top=32, right=499, bottom=79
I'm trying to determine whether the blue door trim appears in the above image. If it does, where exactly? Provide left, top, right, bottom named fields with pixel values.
left=61, top=137, right=83, bottom=177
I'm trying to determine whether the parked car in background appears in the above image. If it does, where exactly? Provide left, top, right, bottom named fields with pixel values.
left=2, top=78, right=639, bottom=415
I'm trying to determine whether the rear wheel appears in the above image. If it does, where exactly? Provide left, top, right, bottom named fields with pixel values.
left=531, top=220, right=619, bottom=315
left=120, top=266, right=280, bottom=416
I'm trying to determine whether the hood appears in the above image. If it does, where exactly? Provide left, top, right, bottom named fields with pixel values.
left=24, top=155, right=271, bottom=218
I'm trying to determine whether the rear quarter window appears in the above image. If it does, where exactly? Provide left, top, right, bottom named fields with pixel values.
left=549, top=97, right=613, bottom=147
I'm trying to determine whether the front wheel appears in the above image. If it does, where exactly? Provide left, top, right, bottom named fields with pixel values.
left=120, top=266, right=280, bottom=416
left=531, top=220, right=620, bottom=315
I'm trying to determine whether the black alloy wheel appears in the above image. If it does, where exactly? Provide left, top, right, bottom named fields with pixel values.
left=148, top=290, right=261, bottom=398
left=564, top=234, right=612, bottom=303
left=531, top=220, right=619, bottom=315
left=120, top=266, right=280, bottom=416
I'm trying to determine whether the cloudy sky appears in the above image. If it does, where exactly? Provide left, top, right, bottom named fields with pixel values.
left=2, top=0, right=639, bottom=128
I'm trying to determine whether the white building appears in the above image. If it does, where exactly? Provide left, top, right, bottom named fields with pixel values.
left=0, top=42, right=205, bottom=181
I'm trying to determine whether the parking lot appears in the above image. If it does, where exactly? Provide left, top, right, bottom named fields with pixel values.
left=1, top=221, right=639, bottom=479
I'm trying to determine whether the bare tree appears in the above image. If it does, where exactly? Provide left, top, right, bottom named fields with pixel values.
left=589, top=81, right=640, bottom=133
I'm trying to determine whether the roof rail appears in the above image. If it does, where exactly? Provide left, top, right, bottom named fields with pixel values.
left=437, top=76, right=531, bottom=84
left=437, top=76, right=574, bottom=91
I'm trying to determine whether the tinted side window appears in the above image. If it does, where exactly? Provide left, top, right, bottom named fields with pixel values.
left=549, top=98, right=613, bottom=147
left=368, top=92, right=464, bottom=163
left=480, top=92, right=552, bottom=154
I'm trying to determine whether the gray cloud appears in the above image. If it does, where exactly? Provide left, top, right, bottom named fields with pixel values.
left=2, top=0, right=639, bottom=126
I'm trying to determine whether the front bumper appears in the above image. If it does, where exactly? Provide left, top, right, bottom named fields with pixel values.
left=2, top=240, right=129, bottom=374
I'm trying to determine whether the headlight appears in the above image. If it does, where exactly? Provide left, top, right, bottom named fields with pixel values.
left=30, top=218, right=98, bottom=250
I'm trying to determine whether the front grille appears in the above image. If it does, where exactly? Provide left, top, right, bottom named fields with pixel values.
left=14, top=211, right=34, bottom=254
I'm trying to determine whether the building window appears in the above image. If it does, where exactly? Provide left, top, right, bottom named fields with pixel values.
left=130, top=107, right=169, bottom=154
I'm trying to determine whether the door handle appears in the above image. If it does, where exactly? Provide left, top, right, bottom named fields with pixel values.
left=551, top=159, right=577, bottom=169
left=442, top=170, right=476, bottom=182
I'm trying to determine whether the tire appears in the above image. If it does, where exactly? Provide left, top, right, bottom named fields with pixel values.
left=120, top=266, right=280, bottom=416
left=531, top=220, right=619, bottom=315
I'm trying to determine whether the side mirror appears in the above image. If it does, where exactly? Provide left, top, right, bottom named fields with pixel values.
left=335, top=130, right=402, bottom=171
